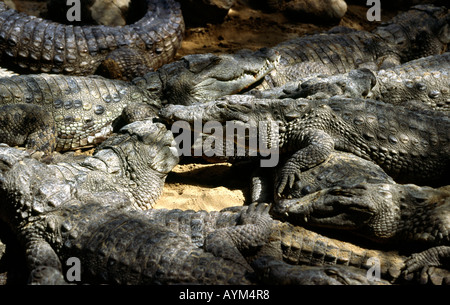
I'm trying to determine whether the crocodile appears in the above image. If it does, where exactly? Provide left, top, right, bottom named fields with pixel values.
left=276, top=184, right=450, bottom=280
left=251, top=220, right=406, bottom=284
left=254, top=4, right=450, bottom=90
left=159, top=95, right=450, bottom=189
left=0, top=74, right=159, bottom=152
left=25, top=202, right=274, bottom=285
left=281, top=52, right=450, bottom=113
left=250, top=151, right=395, bottom=204
left=0, top=120, right=179, bottom=212
left=0, top=137, right=273, bottom=285
left=0, top=133, right=445, bottom=285
left=138, top=207, right=449, bottom=284
left=0, top=0, right=185, bottom=80
left=132, top=47, right=279, bottom=106
left=0, top=48, right=278, bottom=153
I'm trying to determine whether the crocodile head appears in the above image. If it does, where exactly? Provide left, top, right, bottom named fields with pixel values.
left=92, top=120, right=179, bottom=210
left=374, top=4, right=450, bottom=61
left=159, top=96, right=311, bottom=126
left=275, top=184, right=404, bottom=242
left=136, top=48, right=280, bottom=106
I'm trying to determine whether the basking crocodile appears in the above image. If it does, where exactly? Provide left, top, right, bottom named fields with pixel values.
left=252, top=222, right=406, bottom=285
left=0, top=0, right=185, bottom=80
left=250, top=151, right=395, bottom=204
left=255, top=4, right=450, bottom=90
left=277, top=184, right=450, bottom=281
left=159, top=95, right=450, bottom=189
left=282, top=52, right=450, bottom=113
left=133, top=47, right=279, bottom=106
left=0, top=48, right=278, bottom=152
left=25, top=202, right=273, bottom=285
left=0, top=135, right=444, bottom=285
left=0, top=137, right=272, bottom=285
left=0, top=120, right=179, bottom=212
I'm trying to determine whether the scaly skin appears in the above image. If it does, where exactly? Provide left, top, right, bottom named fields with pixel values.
left=0, top=0, right=185, bottom=80
left=282, top=52, right=450, bottom=113
left=132, top=47, right=280, bottom=105
left=277, top=184, right=450, bottom=280
left=0, top=48, right=278, bottom=153
left=0, top=150, right=272, bottom=285
left=33, top=202, right=272, bottom=285
left=0, top=120, right=179, bottom=215
left=252, top=221, right=403, bottom=284
left=159, top=95, right=450, bottom=188
left=255, top=5, right=449, bottom=90
left=0, top=73, right=159, bottom=152
left=250, top=151, right=395, bottom=204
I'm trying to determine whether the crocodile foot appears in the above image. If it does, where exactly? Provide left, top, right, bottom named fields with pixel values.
left=403, top=246, right=450, bottom=284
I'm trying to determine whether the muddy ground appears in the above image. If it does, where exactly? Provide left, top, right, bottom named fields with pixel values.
left=0, top=0, right=404, bottom=284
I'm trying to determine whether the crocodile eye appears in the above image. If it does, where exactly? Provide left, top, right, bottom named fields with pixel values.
left=336, top=81, right=346, bottom=88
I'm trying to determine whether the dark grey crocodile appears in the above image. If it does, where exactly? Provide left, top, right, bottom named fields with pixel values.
left=133, top=47, right=279, bottom=106
left=281, top=52, right=450, bottom=113
left=0, top=74, right=158, bottom=152
left=0, top=132, right=446, bottom=285
left=159, top=95, right=450, bottom=189
left=0, top=120, right=179, bottom=212
left=250, top=151, right=395, bottom=204
left=26, top=202, right=273, bottom=285
left=251, top=221, right=403, bottom=285
left=0, top=135, right=272, bottom=284
left=277, top=184, right=450, bottom=280
left=254, top=4, right=449, bottom=90
left=0, top=0, right=185, bottom=80
left=0, top=48, right=278, bottom=153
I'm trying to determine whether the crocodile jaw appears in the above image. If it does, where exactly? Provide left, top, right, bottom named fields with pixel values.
left=191, top=56, right=279, bottom=102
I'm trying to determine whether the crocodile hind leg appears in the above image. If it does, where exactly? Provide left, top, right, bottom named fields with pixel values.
left=0, top=104, right=57, bottom=154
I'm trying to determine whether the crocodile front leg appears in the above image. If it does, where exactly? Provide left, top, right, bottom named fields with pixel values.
left=403, top=246, right=450, bottom=284
left=277, top=128, right=334, bottom=196
left=0, top=104, right=57, bottom=154
left=204, top=203, right=273, bottom=271
left=24, top=238, right=66, bottom=284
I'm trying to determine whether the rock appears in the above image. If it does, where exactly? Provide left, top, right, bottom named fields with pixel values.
left=4, top=0, right=15, bottom=10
